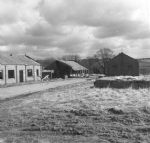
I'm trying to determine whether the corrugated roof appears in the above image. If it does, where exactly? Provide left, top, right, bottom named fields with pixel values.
left=58, top=60, right=88, bottom=71
left=0, top=55, right=40, bottom=66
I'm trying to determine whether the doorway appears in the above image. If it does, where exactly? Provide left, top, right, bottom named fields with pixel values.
left=19, top=70, right=24, bottom=82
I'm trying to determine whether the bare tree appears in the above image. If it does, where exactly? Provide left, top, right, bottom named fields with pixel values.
left=94, top=48, right=114, bottom=60
left=94, top=48, right=114, bottom=74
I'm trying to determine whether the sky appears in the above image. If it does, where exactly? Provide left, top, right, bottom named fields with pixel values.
left=0, top=0, right=150, bottom=59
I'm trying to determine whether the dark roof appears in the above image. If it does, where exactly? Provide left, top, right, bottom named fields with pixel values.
left=58, top=60, right=88, bottom=71
left=111, top=52, right=137, bottom=61
left=0, top=54, right=40, bottom=66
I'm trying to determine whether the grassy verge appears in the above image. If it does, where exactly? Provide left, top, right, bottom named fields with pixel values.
left=0, top=81, right=150, bottom=142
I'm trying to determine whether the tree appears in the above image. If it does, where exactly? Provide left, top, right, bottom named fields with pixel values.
left=79, top=58, right=104, bottom=74
left=94, top=48, right=114, bottom=60
left=94, top=48, right=114, bottom=74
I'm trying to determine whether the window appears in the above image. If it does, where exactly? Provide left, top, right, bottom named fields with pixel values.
left=0, top=70, right=3, bottom=79
left=8, top=70, right=15, bottom=78
left=27, top=69, right=33, bottom=77
left=36, top=69, right=39, bottom=76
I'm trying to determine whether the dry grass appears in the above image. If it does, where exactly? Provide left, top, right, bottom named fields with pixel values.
left=0, top=81, right=150, bottom=142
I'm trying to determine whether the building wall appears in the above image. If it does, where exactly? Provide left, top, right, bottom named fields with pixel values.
left=16, top=65, right=26, bottom=83
left=26, top=65, right=41, bottom=81
left=5, top=65, right=17, bottom=84
left=34, top=65, right=42, bottom=81
left=26, top=65, right=34, bottom=81
left=47, top=61, right=88, bottom=78
left=0, top=64, right=41, bottom=85
left=106, top=53, right=139, bottom=76
left=0, top=64, right=5, bottom=85
left=56, top=61, right=72, bottom=78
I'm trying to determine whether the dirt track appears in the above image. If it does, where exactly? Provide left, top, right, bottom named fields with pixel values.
left=0, top=78, right=86, bottom=100
left=0, top=80, right=150, bottom=143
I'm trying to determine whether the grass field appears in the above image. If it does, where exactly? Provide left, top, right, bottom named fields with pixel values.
left=0, top=80, right=150, bottom=143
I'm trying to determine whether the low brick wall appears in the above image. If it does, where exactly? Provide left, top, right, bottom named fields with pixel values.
left=94, top=79, right=150, bottom=89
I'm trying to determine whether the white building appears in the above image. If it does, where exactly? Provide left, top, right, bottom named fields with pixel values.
left=0, top=55, right=42, bottom=85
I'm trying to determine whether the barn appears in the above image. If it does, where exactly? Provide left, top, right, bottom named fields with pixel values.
left=0, top=54, right=42, bottom=85
left=45, top=60, right=88, bottom=78
left=105, top=52, right=139, bottom=76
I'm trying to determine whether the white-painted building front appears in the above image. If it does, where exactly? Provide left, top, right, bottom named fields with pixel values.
left=0, top=55, right=42, bottom=85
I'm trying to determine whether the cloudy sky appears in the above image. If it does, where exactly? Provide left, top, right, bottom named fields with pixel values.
left=0, top=0, right=150, bottom=59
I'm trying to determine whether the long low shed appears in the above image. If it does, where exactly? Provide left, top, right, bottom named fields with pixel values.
left=0, top=55, right=42, bottom=85
left=45, top=60, right=89, bottom=78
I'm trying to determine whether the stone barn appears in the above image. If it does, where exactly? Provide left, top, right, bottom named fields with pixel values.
left=0, top=54, right=42, bottom=85
left=105, top=52, right=139, bottom=76
left=45, top=60, right=88, bottom=78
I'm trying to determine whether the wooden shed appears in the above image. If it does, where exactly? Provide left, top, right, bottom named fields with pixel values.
left=105, top=52, right=139, bottom=76
left=0, top=54, right=42, bottom=85
left=45, top=60, right=89, bottom=78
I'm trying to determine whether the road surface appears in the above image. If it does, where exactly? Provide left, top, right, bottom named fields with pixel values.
left=0, top=79, right=86, bottom=100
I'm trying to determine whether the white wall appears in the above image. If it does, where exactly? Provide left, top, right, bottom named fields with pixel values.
left=0, top=64, right=42, bottom=85
left=16, top=65, right=26, bottom=83
left=6, top=65, right=16, bottom=84
left=26, top=65, right=42, bottom=82
left=34, top=65, right=42, bottom=81
left=26, top=65, right=34, bottom=81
